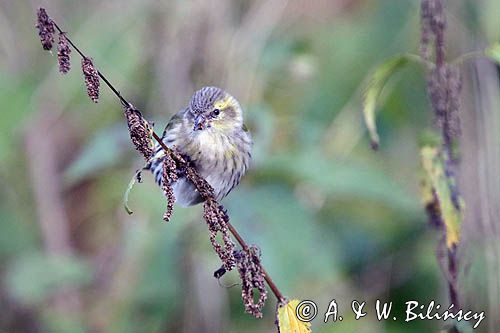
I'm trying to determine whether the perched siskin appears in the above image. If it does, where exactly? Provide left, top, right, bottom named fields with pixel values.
left=147, top=86, right=252, bottom=206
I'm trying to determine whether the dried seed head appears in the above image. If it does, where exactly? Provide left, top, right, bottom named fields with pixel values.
left=421, top=0, right=461, bottom=152
left=162, top=149, right=179, bottom=184
left=420, top=0, right=446, bottom=64
left=446, top=66, right=462, bottom=140
left=203, top=199, right=236, bottom=271
left=162, top=184, right=175, bottom=222
left=36, top=8, right=55, bottom=51
left=122, top=102, right=155, bottom=160
left=57, top=32, right=71, bottom=74
left=427, top=65, right=461, bottom=146
left=162, top=152, right=178, bottom=222
left=81, top=57, right=100, bottom=102
left=235, top=246, right=268, bottom=318
left=186, top=166, right=214, bottom=201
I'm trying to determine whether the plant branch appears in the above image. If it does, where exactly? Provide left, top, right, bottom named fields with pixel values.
left=47, top=14, right=286, bottom=305
left=51, top=21, right=128, bottom=106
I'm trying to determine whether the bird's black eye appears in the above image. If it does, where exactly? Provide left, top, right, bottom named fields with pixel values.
left=212, top=109, right=220, bottom=116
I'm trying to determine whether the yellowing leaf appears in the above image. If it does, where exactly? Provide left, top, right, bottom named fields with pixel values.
left=420, top=169, right=434, bottom=207
left=277, top=300, right=312, bottom=333
left=420, top=146, right=463, bottom=248
left=362, top=55, right=411, bottom=150
left=485, top=42, right=500, bottom=63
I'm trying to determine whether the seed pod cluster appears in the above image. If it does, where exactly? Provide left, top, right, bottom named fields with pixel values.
left=203, top=198, right=236, bottom=271
left=122, top=102, right=155, bottom=160
left=235, top=246, right=268, bottom=318
left=420, top=0, right=445, bottom=63
left=162, top=151, right=178, bottom=222
left=421, top=0, right=462, bottom=147
left=36, top=8, right=55, bottom=51
left=427, top=65, right=462, bottom=143
left=57, top=32, right=71, bottom=74
left=82, top=57, right=100, bottom=103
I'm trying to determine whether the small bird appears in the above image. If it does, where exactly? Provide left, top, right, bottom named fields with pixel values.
left=147, top=86, right=252, bottom=206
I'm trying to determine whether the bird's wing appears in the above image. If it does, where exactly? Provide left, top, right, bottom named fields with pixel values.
left=161, top=109, right=185, bottom=139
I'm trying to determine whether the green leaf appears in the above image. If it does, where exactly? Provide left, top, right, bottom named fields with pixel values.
left=485, top=42, right=500, bottom=63
left=362, top=55, right=414, bottom=150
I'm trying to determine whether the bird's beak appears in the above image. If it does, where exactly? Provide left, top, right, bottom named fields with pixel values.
left=194, top=114, right=207, bottom=131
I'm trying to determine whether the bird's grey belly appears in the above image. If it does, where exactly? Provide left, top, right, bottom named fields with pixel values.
left=151, top=129, right=250, bottom=207
left=172, top=165, right=234, bottom=207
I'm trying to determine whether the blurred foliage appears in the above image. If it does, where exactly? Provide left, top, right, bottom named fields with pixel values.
left=0, top=0, right=498, bottom=332
left=485, top=42, right=500, bottom=63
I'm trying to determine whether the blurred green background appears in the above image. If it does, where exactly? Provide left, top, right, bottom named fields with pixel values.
left=1, top=0, right=499, bottom=332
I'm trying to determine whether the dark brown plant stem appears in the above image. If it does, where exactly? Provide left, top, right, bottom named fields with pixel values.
left=45, top=12, right=286, bottom=305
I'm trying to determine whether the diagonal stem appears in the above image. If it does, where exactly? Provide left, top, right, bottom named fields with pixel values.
left=49, top=14, right=285, bottom=304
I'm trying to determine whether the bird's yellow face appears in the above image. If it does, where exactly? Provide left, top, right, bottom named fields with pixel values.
left=188, top=87, right=244, bottom=135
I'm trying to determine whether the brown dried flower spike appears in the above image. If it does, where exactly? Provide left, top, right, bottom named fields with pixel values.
left=235, top=246, right=268, bottom=318
left=36, top=8, right=55, bottom=50
left=203, top=199, right=236, bottom=271
left=122, top=102, right=155, bottom=161
left=57, top=33, right=71, bottom=74
left=161, top=152, right=178, bottom=222
left=81, top=57, right=100, bottom=102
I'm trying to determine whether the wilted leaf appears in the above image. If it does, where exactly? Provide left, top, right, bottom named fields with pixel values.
left=420, top=146, right=463, bottom=248
left=485, top=42, right=500, bottom=63
left=123, top=168, right=144, bottom=214
left=362, top=55, right=413, bottom=150
left=277, top=299, right=312, bottom=333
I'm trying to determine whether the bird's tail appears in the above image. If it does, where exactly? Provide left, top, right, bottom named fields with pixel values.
left=144, top=143, right=166, bottom=186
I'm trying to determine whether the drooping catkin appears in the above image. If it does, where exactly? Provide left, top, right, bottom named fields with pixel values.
left=428, top=65, right=462, bottom=144
left=420, top=0, right=461, bottom=149
left=235, top=246, right=268, bottom=318
left=185, top=166, right=214, bottom=201
left=57, top=32, right=71, bottom=74
left=162, top=152, right=178, bottom=222
left=122, top=102, right=155, bottom=160
left=203, top=199, right=236, bottom=271
left=36, top=8, right=55, bottom=51
left=81, top=57, right=100, bottom=103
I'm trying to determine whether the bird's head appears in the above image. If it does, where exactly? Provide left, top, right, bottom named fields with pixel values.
left=187, top=86, right=244, bottom=134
